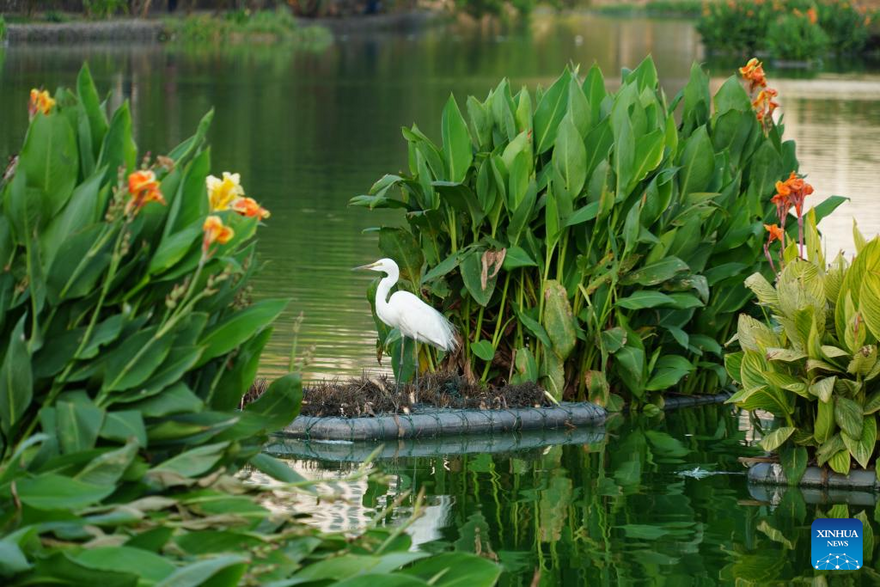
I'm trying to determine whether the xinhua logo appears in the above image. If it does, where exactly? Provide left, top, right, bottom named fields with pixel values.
left=811, top=518, right=863, bottom=570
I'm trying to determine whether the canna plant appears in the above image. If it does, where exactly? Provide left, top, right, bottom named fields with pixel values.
left=0, top=65, right=501, bottom=586
left=727, top=213, right=880, bottom=485
left=352, top=57, right=844, bottom=405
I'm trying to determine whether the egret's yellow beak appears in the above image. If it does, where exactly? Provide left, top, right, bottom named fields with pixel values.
left=352, top=262, right=378, bottom=271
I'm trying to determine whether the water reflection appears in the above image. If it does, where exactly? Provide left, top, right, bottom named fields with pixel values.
left=270, top=405, right=880, bottom=585
left=1, top=14, right=878, bottom=380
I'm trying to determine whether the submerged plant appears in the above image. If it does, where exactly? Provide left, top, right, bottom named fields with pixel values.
left=353, top=57, right=844, bottom=404
left=728, top=214, right=879, bottom=484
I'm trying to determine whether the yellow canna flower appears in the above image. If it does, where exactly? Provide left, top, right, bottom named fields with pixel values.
left=206, top=172, right=245, bottom=212
left=28, top=89, right=56, bottom=118
left=231, top=197, right=270, bottom=220
left=202, top=215, right=234, bottom=252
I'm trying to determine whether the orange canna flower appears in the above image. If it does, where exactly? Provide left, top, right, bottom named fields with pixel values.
left=231, top=197, right=270, bottom=220
left=739, top=58, right=767, bottom=93
left=28, top=89, right=56, bottom=118
left=203, top=215, right=234, bottom=252
left=126, top=170, right=165, bottom=216
left=807, top=7, right=818, bottom=23
left=752, top=87, right=779, bottom=123
left=765, top=223, right=785, bottom=243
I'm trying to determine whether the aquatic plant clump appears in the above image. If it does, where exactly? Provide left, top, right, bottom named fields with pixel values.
left=698, top=0, right=875, bottom=61
left=353, top=57, right=844, bottom=405
left=0, top=64, right=501, bottom=585
left=728, top=212, right=880, bottom=485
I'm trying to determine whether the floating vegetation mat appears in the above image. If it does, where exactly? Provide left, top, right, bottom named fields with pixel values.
left=248, top=372, right=551, bottom=418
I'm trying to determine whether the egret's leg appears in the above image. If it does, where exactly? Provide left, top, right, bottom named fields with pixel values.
left=398, top=337, right=405, bottom=391
left=414, top=341, right=419, bottom=401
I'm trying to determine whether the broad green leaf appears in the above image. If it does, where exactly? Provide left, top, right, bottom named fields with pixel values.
left=76, top=63, right=109, bottom=158
left=148, top=442, right=229, bottom=480
left=616, top=290, right=675, bottom=310
left=17, top=473, right=114, bottom=510
left=75, top=441, right=139, bottom=486
left=76, top=547, right=175, bottom=585
left=842, top=414, right=876, bottom=469
left=402, top=552, right=501, bottom=587
left=760, top=427, right=795, bottom=452
left=0, top=316, right=32, bottom=436
left=471, top=340, right=495, bottom=362
left=621, top=257, right=689, bottom=286
left=645, top=355, right=694, bottom=391
left=57, top=398, right=104, bottom=453
left=154, top=555, right=247, bottom=587
left=100, top=411, right=147, bottom=447
left=534, top=72, right=570, bottom=154
left=835, top=397, right=864, bottom=439
left=543, top=280, right=576, bottom=360
left=19, top=111, right=79, bottom=220
left=441, top=95, right=473, bottom=183
left=553, top=114, right=587, bottom=197
left=779, top=445, right=808, bottom=485
left=244, top=373, right=303, bottom=433
left=196, top=299, right=289, bottom=367
left=98, top=101, right=137, bottom=178
left=103, top=326, right=175, bottom=392
left=250, top=453, right=307, bottom=484
left=678, top=125, right=714, bottom=197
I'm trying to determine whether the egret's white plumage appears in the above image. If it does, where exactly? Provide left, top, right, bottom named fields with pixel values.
left=356, top=258, right=457, bottom=352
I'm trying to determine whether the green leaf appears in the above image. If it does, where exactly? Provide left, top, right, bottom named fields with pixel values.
left=645, top=355, right=694, bottom=391
left=534, top=72, right=570, bottom=154
left=441, top=95, right=473, bottom=183
left=621, top=257, right=689, bottom=286
left=565, top=202, right=600, bottom=227
left=543, top=280, right=576, bottom=360
left=17, top=473, right=115, bottom=510
left=678, top=125, right=714, bottom=198
left=196, top=299, right=289, bottom=367
left=76, top=547, right=174, bottom=585
left=149, top=224, right=202, bottom=275
left=244, top=373, right=303, bottom=433
left=760, top=427, right=796, bottom=452
left=501, top=246, right=536, bottom=270
left=154, top=555, right=247, bottom=587
left=148, top=442, right=229, bottom=480
left=842, top=414, right=876, bottom=469
left=98, top=101, right=137, bottom=178
left=809, top=377, right=835, bottom=403
left=76, top=64, right=109, bottom=158
left=460, top=251, right=496, bottom=307
left=125, top=382, right=204, bottom=418
left=0, top=316, right=32, bottom=436
left=402, top=552, right=501, bottom=587
left=19, top=111, right=79, bottom=220
left=471, top=340, right=495, bottom=362
left=250, top=453, right=307, bottom=484
left=0, top=541, right=31, bottom=577
left=75, top=441, right=139, bottom=486
left=553, top=114, right=587, bottom=197
left=57, top=398, right=104, bottom=453
left=103, top=326, right=175, bottom=392
left=100, top=411, right=147, bottom=447
left=378, top=227, right=425, bottom=287
left=616, top=290, right=675, bottom=310
left=835, top=396, right=864, bottom=439
left=779, top=445, right=808, bottom=485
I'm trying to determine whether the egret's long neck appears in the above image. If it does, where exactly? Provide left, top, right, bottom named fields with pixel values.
left=375, top=267, right=398, bottom=320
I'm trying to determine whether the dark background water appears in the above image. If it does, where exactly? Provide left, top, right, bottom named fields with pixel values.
left=2, top=14, right=880, bottom=382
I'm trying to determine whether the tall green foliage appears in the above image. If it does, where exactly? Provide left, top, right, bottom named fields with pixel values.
left=353, top=58, right=843, bottom=404
left=728, top=217, right=880, bottom=485
left=0, top=65, right=502, bottom=586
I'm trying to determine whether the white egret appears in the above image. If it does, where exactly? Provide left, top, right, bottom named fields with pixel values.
left=354, top=258, right=457, bottom=380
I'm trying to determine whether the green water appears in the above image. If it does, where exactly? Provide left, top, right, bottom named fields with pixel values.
left=268, top=405, right=880, bottom=585
left=3, top=13, right=880, bottom=381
